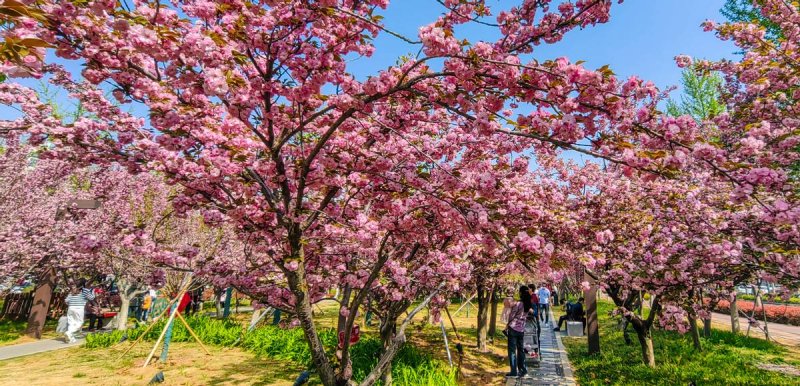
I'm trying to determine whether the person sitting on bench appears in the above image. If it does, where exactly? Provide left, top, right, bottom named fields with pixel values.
left=553, top=297, right=585, bottom=331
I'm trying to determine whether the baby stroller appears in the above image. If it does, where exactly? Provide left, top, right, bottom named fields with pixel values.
left=523, top=314, right=540, bottom=367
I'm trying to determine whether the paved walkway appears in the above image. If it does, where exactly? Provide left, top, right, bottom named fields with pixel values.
left=506, top=310, right=576, bottom=386
left=0, top=335, right=83, bottom=361
left=709, top=311, right=800, bottom=346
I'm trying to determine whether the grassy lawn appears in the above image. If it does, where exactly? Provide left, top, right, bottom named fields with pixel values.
left=0, top=317, right=61, bottom=346
left=0, top=319, right=27, bottom=344
left=0, top=299, right=511, bottom=385
left=560, top=301, right=800, bottom=385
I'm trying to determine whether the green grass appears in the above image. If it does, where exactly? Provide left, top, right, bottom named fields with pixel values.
left=85, top=315, right=455, bottom=386
left=0, top=319, right=27, bottom=343
left=561, top=301, right=800, bottom=385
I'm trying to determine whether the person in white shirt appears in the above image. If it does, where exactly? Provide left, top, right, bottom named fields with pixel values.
left=537, top=285, right=551, bottom=325
left=63, top=279, right=95, bottom=343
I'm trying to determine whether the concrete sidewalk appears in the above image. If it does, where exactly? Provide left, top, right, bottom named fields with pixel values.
left=0, top=336, right=83, bottom=361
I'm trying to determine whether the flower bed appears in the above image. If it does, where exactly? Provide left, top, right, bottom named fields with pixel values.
left=714, top=300, right=800, bottom=326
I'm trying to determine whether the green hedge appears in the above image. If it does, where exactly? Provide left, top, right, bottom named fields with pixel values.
left=738, top=294, right=800, bottom=305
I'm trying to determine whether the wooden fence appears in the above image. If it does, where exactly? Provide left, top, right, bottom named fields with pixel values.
left=0, top=292, right=65, bottom=320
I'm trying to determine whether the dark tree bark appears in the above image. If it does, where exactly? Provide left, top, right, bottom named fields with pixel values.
left=476, top=278, right=492, bottom=352
left=688, top=312, right=702, bottom=351
left=607, top=285, right=661, bottom=367
left=488, top=288, right=499, bottom=343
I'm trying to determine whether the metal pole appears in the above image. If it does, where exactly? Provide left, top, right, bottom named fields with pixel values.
left=454, top=293, right=476, bottom=316
left=440, top=320, right=453, bottom=367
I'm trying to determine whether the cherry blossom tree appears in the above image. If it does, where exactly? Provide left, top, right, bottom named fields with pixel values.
left=0, top=1, right=728, bottom=384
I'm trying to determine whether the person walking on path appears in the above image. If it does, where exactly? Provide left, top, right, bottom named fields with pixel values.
left=527, top=283, right=540, bottom=320
left=505, top=286, right=533, bottom=378
left=64, top=279, right=95, bottom=343
left=537, top=284, right=551, bottom=325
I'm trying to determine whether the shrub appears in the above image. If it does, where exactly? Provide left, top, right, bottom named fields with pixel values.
left=739, top=294, right=800, bottom=305
left=84, top=315, right=243, bottom=348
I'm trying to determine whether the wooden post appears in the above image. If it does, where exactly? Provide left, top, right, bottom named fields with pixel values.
left=584, top=271, right=600, bottom=355
left=443, top=306, right=461, bottom=341
left=26, top=266, right=57, bottom=339
left=176, top=312, right=212, bottom=355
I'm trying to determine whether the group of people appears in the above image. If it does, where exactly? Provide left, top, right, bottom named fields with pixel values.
left=501, top=283, right=585, bottom=378
left=61, top=279, right=169, bottom=343
left=501, top=284, right=552, bottom=378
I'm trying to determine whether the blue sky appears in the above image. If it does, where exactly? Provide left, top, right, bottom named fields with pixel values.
left=4, top=1, right=737, bottom=145
left=351, top=0, right=736, bottom=94
left=348, top=0, right=736, bottom=164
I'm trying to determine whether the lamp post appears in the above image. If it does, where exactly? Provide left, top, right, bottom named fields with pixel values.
left=25, top=199, right=101, bottom=339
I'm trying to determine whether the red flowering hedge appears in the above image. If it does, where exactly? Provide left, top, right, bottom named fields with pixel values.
left=714, top=300, right=800, bottom=327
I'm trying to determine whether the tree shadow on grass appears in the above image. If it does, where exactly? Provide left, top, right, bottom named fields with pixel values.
left=704, top=329, right=784, bottom=354
left=204, top=356, right=308, bottom=386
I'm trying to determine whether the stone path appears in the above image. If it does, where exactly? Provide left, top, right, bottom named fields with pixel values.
left=505, top=310, right=576, bottom=386
left=0, top=335, right=83, bottom=361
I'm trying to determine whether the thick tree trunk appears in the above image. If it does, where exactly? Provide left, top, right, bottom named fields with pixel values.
left=117, top=296, right=131, bottom=330
left=359, top=289, right=440, bottom=386
left=488, top=289, right=499, bottom=343
left=730, top=294, right=740, bottom=334
left=688, top=312, right=702, bottom=351
left=702, top=318, right=712, bottom=338
left=607, top=286, right=660, bottom=366
left=584, top=272, right=600, bottom=355
left=284, top=240, right=338, bottom=386
left=115, top=278, right=146, bottom=331
left=337, top=285, right=353, bottom=335
left=476, top=281, right=491, bottom=352
left=379, top=315, right=398, bottom=386
left=635, top=326, right=656, bottom=368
